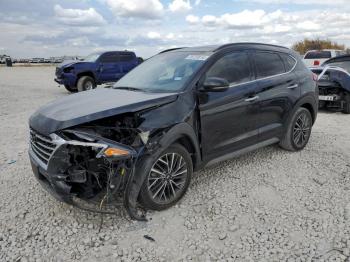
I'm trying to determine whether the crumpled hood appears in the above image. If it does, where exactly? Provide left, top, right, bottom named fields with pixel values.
left=30, top=88, right=178, bottom=135
left=311, top=66, right=350, bottom=91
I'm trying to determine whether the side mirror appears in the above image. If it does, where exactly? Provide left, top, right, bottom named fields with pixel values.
left=201, top=77, right=229, bottom=92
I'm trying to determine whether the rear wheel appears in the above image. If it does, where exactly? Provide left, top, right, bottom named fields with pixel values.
left=139, top=144, right=192, bottom=211
left=77, top=76, right=96, bottom=92
left=280, top=107, right=313, bottom=151
left=343, top=92, right=350, bottom=114
left=64, top=84, right=78, bottom=93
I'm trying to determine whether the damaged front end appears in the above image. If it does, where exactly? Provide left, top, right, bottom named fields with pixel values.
left=29, top=113, right=155, bottom=220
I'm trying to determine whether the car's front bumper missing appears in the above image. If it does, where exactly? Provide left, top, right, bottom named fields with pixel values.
left=28, top=130, right=147, bottom=220
left=30, top=152, right=74, bottom=204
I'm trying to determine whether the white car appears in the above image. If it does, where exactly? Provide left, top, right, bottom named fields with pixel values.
left=303, top=49, right=346, bottom=67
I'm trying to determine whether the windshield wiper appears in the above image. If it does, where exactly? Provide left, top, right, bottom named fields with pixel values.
left=113, top=86, right=143, bottom=92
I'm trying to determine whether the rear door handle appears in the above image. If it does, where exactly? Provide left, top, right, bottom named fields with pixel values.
left=245, top=96, right=259, bottom=102
left=287, top=84, right=298, bottom=90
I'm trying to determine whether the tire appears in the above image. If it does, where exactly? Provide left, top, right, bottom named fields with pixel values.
left=139, top=144, right=193, bottom=211
left=279, top=107, right=313, bottom=151
left=343, top=93, right=350, bottom=114
left=64, top=84, right=78, bottom=93
left=77, top=76, right=96, bottom=92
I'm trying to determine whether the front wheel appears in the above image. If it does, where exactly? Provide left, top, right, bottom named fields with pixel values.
left=279, top=107, right=313, bottom=151
left=139, top=144, right=193, bottom=211
left=77, top=76, right=96, bottom=92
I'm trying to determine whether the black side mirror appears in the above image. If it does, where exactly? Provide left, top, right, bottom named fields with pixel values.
left=201, top=77, right=229, bottom=92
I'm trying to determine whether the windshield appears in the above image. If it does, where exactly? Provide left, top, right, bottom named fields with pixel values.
left=83, top=52, right=101, bottom=62
left=324, top=61, right=350, bottom=73
left=113, top=51, right=211, bottom=92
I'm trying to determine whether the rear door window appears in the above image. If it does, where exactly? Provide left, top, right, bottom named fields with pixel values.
left=304, top=51, right=331, bottom=59
left=254, top=52, right=285, bottom=79
left=119, top=53, right=135, bottom=62
left=100, top=53, right=119, bottom=63
left=206, top=52, right=253, bottom=85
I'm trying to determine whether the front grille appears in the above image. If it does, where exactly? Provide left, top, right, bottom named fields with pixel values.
left=55, top=67, right=62, bottom=77
left=30, top=128, right=57, bottom=165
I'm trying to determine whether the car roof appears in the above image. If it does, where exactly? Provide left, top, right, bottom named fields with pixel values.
left=100, top=51, right=134, bottom=54
left=162, top=43, right=292, bottom=54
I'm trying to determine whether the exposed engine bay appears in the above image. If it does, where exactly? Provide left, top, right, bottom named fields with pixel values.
left=30, top=112, right=157, bottom=220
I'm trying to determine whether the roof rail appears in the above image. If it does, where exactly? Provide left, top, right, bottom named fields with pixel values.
left=214, top=42, right=289, bottom=51
left=159, top=47, right=185, bottom=54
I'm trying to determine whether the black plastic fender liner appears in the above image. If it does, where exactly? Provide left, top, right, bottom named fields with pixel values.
left=123, top=153, right=152, bottom=221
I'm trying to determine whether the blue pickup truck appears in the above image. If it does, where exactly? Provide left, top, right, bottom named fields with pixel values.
left=55, top=51, right=142, bottom=92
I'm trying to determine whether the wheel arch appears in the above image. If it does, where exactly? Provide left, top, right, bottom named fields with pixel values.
left=291, top=94, right=318, bottom=125
left=124, top=122, right=201, bottom=219
left=300, top=102, right=316, bottom=124
left=75, top=71, right=96, bottom=85
left=155, top=123, right=201, bottom=171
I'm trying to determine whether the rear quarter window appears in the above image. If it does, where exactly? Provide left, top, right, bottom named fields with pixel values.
left=254, top=52, right=285, bottom=79
left=304, top=51, right=331, bottom=59
left=280, top=54, right=297, bottom=72
left=100, top=53, right=119, bottom=63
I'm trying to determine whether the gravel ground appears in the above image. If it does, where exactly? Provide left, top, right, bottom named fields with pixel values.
left=1, top=67, right=350, bottom=262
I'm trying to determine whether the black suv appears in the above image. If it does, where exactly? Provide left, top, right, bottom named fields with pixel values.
left=29, top=43, right=318, bottom=219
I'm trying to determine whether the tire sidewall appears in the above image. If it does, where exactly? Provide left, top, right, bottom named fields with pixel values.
left=289, top=108, right=312, bottom=151
left=77, top=76, right=96, bottom=92
left=139, top=144, right=193, bottom=211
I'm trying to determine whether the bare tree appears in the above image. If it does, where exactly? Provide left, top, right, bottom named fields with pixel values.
left=292, top=38, right=345, bottom=55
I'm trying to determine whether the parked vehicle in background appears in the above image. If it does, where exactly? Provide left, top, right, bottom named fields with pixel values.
left=0, top=55, right=11, bottom=64
left=31, top=58, right=45, bottom=63
left=53, top=57, right=64, bottom=64
left=303, top=49, right=346, bottom=67
left=310, top=55, right=350, bottom=114
left=55, top=51, right=142, bottom=92
left=29, top=43, right=318, bottom=219
left=20, top=59, right=30, bottom=63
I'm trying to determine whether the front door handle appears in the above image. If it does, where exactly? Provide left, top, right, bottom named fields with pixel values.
left=287, top=84, right=298, bottom=90
left=245, top=96, right=259, bottom=102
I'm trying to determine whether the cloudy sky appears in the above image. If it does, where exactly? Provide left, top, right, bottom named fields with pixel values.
left=0, top=0, right=349, bottom=58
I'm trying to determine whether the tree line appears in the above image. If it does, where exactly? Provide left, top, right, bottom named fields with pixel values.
left=292, top=39, right=349, bottom=55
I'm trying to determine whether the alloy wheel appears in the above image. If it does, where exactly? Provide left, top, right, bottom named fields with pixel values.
left=293, top=112, right=311, bottom=147
left=85, top=81, right=93, bottom=90
left=147, top=153, right=188, bottom=204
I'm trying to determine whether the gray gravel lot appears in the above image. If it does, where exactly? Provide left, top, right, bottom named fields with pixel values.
left=1, top=67, right=350, bottom=261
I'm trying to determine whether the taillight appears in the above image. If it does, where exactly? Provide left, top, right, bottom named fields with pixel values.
left=312, top=73, right=318, bottom=82
left=314, top=60, right=320, bottom=66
